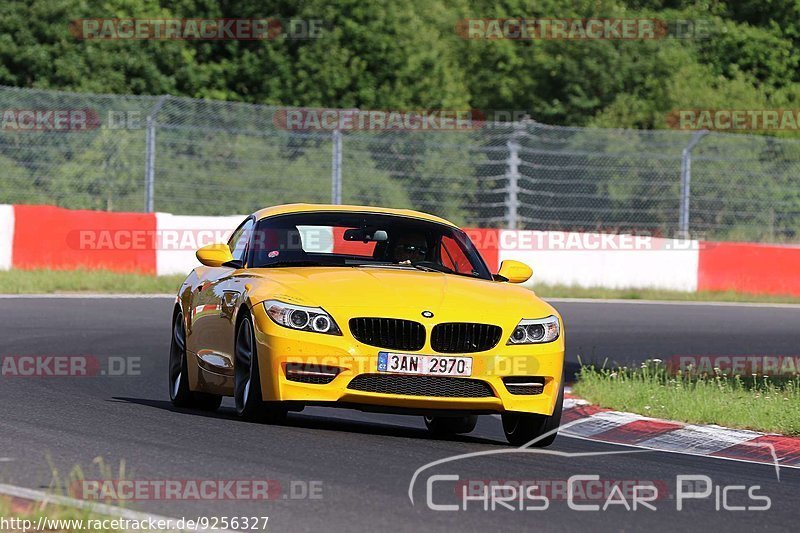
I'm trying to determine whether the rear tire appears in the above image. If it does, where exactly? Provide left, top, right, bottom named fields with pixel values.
left=169, top=310, right=222, bottom=411
left=424, top=415, right=478, bottom=436
left=501, top=382, right=564, bottom=447
left=234, top=312, right=287, bottom=424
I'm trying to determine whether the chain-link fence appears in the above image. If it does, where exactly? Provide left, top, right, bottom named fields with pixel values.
left=1, top=84, right=799, bottom=242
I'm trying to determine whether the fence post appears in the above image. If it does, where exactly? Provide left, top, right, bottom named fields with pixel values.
left=331, top=129, right=343, bottom=204
left=678, top=130, right=708, bottom=238
left=144, top=95, right=169, bottom=213
left=505, top=121, right=525, bottom=229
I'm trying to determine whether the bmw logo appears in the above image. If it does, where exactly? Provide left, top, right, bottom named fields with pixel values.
left=421, top=311, right=434, bottom=318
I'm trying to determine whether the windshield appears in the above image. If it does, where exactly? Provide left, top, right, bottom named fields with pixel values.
left=245, top=212, right=492, bottom=280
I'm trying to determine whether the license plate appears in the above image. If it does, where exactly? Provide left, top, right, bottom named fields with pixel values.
left=377, top=352, right=472, bottom=377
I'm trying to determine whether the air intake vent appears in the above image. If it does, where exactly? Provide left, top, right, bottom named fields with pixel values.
left=284, top=363, right=340, bottom=385
left=431, top=323, right=502, bottom=353
left=347, top=374, right=495, bottom=398
left=349, top=318, right=426, bottom=351
left=502, top=377, right=546, bottom=395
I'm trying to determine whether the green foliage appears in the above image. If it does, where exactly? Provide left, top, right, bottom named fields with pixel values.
left=1, top=0, right=799, bottom=239
left=149, top=127, right=413, bottom=215
left=1, top=0, right=797, bottom=128
left=50, top=129, right=146, bottom=211
left=0, top=154, right=44, bottom=203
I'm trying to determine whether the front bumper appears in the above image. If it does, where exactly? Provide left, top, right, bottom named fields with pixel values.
left=252, top=304, right=565, bottom=416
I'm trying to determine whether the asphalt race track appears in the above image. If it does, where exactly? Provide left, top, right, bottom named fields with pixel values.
left=1, top=296, right=798, bottom=532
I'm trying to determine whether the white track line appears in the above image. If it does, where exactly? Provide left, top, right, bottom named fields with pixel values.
left=562, top=398, right=589, bottom=409
left=559, top=411, right=644, bottom=438
left=560, top=431, right=798, bottom=474
left=634, top=424, right=763, bottom=455
left=0, top=483, right=238, bottom=532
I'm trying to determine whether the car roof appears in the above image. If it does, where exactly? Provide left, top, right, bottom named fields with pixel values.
left=252, top=203, right=459, bottom=228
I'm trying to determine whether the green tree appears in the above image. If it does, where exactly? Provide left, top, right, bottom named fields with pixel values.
left=50, top=129, right=145, bottom=211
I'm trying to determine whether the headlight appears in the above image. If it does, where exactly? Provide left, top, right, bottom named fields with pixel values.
left=507, top=315, right=560, bottom=344
left=263, top=300, right=341, bottom=335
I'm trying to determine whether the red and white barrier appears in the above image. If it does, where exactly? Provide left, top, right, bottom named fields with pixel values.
left=0, top=204, right=798, bottom=297
left=10, top=204, right=157, bottom=274
left=496, top=230, right=699, bottom=292
left=698, top=241, right=800, bottom=296
left=155, top=213, right=244, bottom=276
left=0, top=204, right=13, bottom=270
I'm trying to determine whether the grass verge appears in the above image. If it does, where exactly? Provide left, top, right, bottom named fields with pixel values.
left=1, top=270, right=800, bottom=303
left=0, top=458, right=129, bottom=532
left=573, top=361, right=800, bottom=436
left=533, top=283, right=800, bottom=304
left=0, top=269, right=184, bottom=294
left=0, top=496, right=123, bottom=533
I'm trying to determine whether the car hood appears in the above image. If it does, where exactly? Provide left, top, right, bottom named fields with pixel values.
left=244, top=266, right=557, bottom=323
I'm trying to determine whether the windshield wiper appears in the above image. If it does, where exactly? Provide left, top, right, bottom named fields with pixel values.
left=345, top=260, right=447, bottom=273
left=410, top=261, right=453, bottom=274
left=344, top=260, right=398, bottom=266
left=412, top=261, right=483, bottom=278
left=345, top=260, right=480, bottom=278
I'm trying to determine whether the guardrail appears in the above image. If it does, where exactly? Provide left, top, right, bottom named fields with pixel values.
left=2, top=204, right=799, bottom=296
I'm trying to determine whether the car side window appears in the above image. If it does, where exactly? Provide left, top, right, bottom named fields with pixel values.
left=440, top=235, right=473, bottom=274
left=228, top=218, right=255, bottom=264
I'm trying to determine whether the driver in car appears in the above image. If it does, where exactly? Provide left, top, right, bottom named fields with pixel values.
left=390, top=233, right=429, bottom=264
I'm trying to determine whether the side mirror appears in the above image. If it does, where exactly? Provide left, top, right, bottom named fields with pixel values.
left=496, top=260, right=533, bottom=284
left=196, top=243, right=234, bottom=267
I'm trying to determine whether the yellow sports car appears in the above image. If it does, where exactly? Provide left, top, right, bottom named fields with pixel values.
left=169, top=204, right=565, bottom=446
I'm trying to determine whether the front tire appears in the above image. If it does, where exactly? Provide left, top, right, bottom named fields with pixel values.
left=234, top=312, right=287, bottom=423
left=424, top=415, right=478, bottom=436
left=501, top=382, right=564, bottom=447
left=169, top=310, right=222, bottom=411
